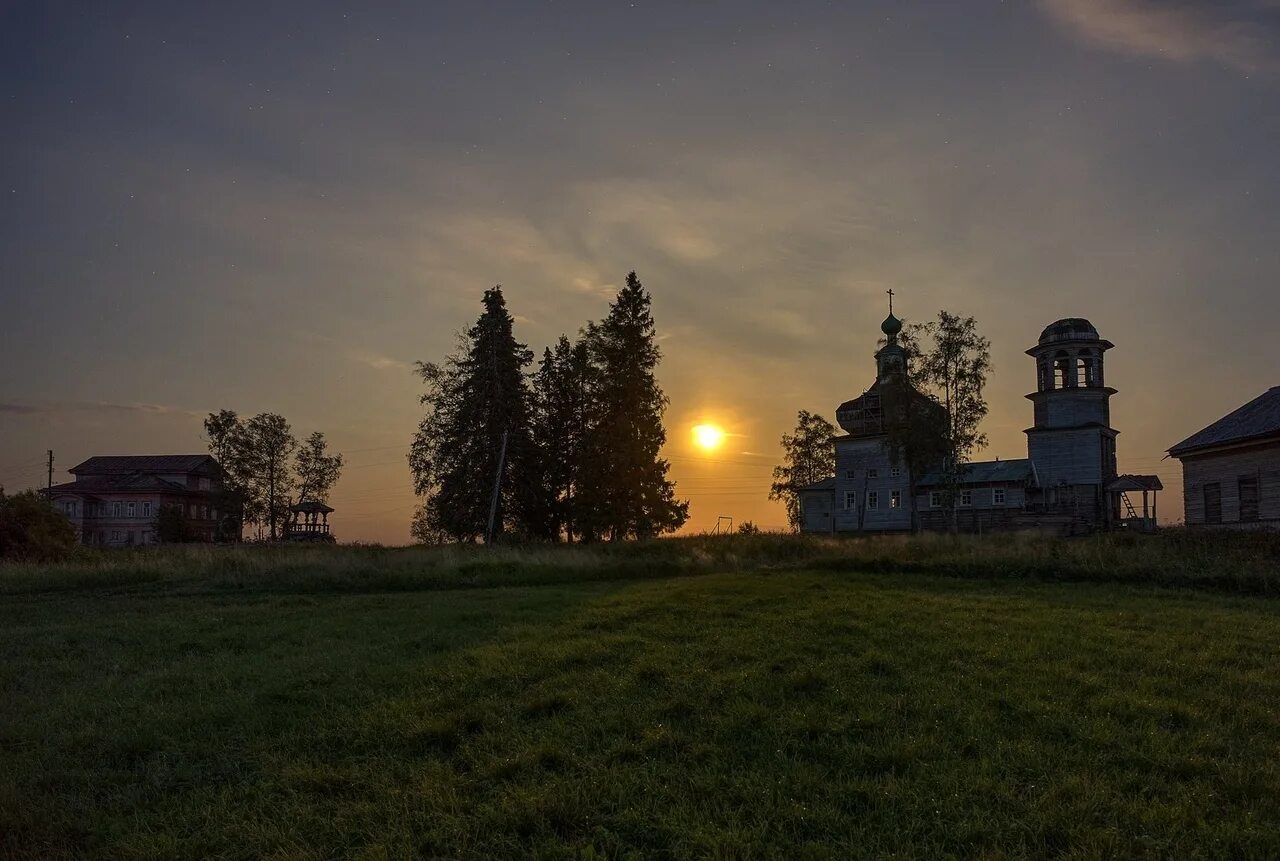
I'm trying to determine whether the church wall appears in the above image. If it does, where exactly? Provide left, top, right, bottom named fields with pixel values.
left=1027, top=427, right=1113, bottom=488
left=1031, top=389, right=1111, bottom=428
left=832, top=436, right=914, bottom=532
left=799, top=490, right=834, bottom=533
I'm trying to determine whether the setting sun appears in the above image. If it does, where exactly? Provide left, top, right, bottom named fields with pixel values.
left=692, top=423, right=726, bottom=451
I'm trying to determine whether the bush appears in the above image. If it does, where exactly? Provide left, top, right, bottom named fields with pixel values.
left=0, top=490, right=79, bottom=562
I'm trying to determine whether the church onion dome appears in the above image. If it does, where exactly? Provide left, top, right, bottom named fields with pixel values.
left=881, top=313, right=903, bottom=337
left=1038, top=318, right=1099, bottom=346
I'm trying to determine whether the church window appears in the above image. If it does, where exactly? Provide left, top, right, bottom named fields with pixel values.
left=866, top=491, right=879, bottom=510
left=929, top=491, right=944, bottom=508
left=844, top=491, right=857, bottom=510
left=1053, top=351, right=1072, bottom=389
left=1078, top=350, right=1096, bottom=386
left=867, top=468, right=879, bottom=479
left=890, top=490, right=901, bottom=509
left=993, top=488, right=1006, bottom=506
left=959, top=490, right=973, bottom=507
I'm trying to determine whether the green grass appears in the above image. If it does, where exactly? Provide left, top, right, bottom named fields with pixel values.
left=4, top=539, right=1280, bottom=858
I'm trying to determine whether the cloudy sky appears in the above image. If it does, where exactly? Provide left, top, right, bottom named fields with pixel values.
left=3, top=0, right=1278, bottom=542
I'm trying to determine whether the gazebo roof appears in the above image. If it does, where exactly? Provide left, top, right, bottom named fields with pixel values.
left=290, top=500, right=334, bottom=514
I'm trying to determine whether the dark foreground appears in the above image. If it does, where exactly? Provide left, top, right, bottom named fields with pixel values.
left=3, top=548, right=1280, bottom=858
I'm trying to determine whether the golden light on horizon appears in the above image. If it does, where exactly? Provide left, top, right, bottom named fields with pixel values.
left=692, top=423, right=726, bottom=451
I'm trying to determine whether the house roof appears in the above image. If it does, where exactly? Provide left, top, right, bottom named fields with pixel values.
left=917, top=458, right=1035, bottom=487
left=1168, top=387, right=1280, bottom=457
left=70, top=454, right=219, bottom=475
left=796, top=477, right=836, bottom=492
left=47, top=473, right=189, bottom=495
left=1107, top=474, right=1164, bottom=492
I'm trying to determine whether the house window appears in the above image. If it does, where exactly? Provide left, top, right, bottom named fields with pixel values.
left=844, top=491, right=857, bottom=510
left=128, top=502, right=137, bottom=518
left=929, top=491, right=944, bottom=508
left=845, top=470, right=857, bottom=480
left=1239, top=477, right=1259, bottom=523
left=959, top=490, right=973, bottom=507
left=890, top=467, right=902, bottom=478
left=142, top=502, right=152, bottom=518
left=867, top=491, right=879, bottom=510
left=993, top=487, right=1006, bottom=506
left=867, top=469, right=879, bottom=479
left=1204, top=483, right=1222, bottom=525
left=113, top=502, right=121, bottom=518
left=111, top=531, right=120, bottom=542
left=890, top=490, right=901, bottom=509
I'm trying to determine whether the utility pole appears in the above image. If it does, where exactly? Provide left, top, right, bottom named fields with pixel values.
left=485, top=429, right=509, bottom=545
left=47, top=450, right=54, bottom=494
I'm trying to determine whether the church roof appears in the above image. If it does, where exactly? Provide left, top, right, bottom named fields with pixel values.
left=1038, top=318, right=1097, bottom=344
left=795, top=477, right=836, bottom=492
left=1169, top=386, right=1280, bottom=457
left=917, top=458, right=1035, bottom=487
left=1029, top=318, right=1113, bottom=354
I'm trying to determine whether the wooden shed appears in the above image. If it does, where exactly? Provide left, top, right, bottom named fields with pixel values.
left=1169, top=387, right=1280, bottom=528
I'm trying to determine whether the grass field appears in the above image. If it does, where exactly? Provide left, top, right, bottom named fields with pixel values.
left=4, top=535, right=1280, bottom=857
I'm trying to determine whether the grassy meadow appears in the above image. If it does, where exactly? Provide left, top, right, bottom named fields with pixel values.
left=3, top=532, right=1280, bottom=858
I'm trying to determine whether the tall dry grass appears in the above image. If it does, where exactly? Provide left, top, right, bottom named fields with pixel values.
left=1, top=529, right=1278, bottom=597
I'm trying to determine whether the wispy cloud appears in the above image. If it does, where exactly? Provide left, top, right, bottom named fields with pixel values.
left=346, top=350, right=413, bottom=373
left=0, top=401, right=203, bottom=418
left=1040, top=0, right=1279, bottom=74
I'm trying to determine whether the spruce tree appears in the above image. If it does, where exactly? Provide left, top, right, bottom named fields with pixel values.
left=409, top=286, right=536, bottom=541
left=529, top=335, right=593, bottom=541
left=578, top=272, right=688, bottom=540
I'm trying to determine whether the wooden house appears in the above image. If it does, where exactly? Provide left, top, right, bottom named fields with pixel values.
left=1169, top=387, right=1280, bottom=528
left=45, top=454, right=230, bottom=545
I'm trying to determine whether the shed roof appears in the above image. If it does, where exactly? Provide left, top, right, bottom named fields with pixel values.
left=70, top=454, right=219, bottom=475
left=1107, top=474, right=1164, bottom=492
left=917, top=458, right=1035, bottom=487
left=1168, top=386, right=1280, bottom=457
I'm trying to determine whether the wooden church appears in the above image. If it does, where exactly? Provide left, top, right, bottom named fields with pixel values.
left=798, top=303, right=1159, bottom=534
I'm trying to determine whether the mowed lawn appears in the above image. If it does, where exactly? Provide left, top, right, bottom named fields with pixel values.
left=4, top=570, right=1280, bottom=858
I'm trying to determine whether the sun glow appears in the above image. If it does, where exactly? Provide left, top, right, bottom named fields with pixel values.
left=692, top=423, right=726, bottom=451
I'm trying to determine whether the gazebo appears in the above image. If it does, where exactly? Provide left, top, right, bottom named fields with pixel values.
left=286, top=500, right=335, bottom=542
left=1107, top=475, right=1163, bottom=532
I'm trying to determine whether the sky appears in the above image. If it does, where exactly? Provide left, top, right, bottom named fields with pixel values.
left=2, top=0, right=1279, bottom=543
